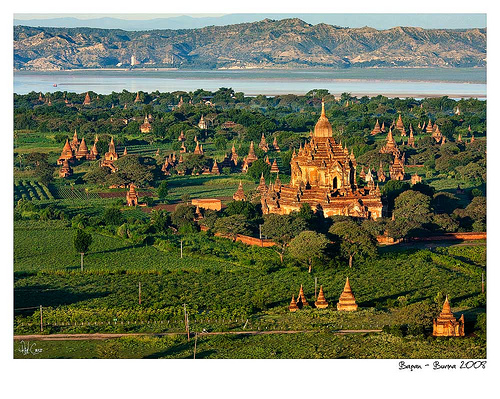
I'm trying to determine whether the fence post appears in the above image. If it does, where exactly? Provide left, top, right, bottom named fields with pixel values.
left=40, top=305, right=43, bottom=332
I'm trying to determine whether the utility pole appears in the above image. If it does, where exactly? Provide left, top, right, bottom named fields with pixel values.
left=40, top=305, right=43, bottom=332
left=180, top=240, right=183, bottom=259
left=183, top=303, right=190, bottom=342
left=139, top=282, right=141, bottom=305
left=482, top=272, right=485, bottom=294
left=193, top=333, right=198, bottom=359
left=259, top=224, right=262, bottom=240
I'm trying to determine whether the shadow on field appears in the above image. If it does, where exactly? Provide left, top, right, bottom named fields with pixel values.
left=143, top=340, right=217, bottom=359
left=14, top=284, right=110, bottom=314
left=90, top=244, right=144, bottom=255
left=359, top=289, right=420, bottom=308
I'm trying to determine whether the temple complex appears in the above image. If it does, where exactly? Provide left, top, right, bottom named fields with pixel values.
left=242, top=141, right=258, bottom=172
left=297, top=284, right=309, bottom=308
left=432, top=296, right=465, bottom=337
left=336, top=277, right=358, bottom=311
left=57, top=139, right=76, bottom=165
left=59, top=159, right=73, bottom=178
left=126, top=184, right=139, bottom=206
left=314, top=286, right=329, bottom=309
left=233, top=181, right=246, bottom=201
left=261, top=102, right=383, bottom=220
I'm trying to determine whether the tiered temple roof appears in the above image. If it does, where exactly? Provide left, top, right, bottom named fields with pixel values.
left=378, top=161, right=387, bottom=183
left=336, top=277, right=358, bottom=311
left=101, top=137, right=119, bottom=172
left=230, top=143, right=239, bottom=166
left=270, top=159, right=280, bottom=174
left=83, top=92, right=91, bottom=105
left=75, top=137, right=89, bottom=160
left=371, top=119, right=382, bottom=135
left=198, top=114, right=208, bottom=130
left=233, top=181, right=246, bottom=201
left=242, top=141, right=258, bottom=172
left=315, top=286, right=329, bottom=309
left=432, top=296, right=465, bottom=337
left=408, top=124, right=415, bottom=147
left=194, top=141, right=204, bottom=155
left=396, top=114, right=406, bottom=136
left=211, top=159, right=220, bottom=175
left=432, top=124, right=443, bottom=142
left=380, top=128, right=399, bottom=155
left=257, top=173, right=268, bottom=194
left=261, top=101, right=383, bottom=219
left=273, top=136, right=280, bottom=151
left=389, top=152, right=405, bottom=181
left=259, top=133, right=269, bottom=152
left=58, top=139, right=76, bottom=165
left=289, top=295, right=299, bottom=312
left=426, top=119, right=434, bottom=133
left=297, top=284, right=309, bottom=308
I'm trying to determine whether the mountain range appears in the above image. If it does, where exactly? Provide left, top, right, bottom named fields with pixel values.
left=13, top=18, right=487, bottom=71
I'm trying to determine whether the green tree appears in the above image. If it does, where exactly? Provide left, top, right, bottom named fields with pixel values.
left=392, top=190, right=433, bottom=237
left=73, top=229, right=93, bottom=271
left=171, top=204, right=196, bottom=229
left=288, top=230, right=329, bottom=273
left=261, top=214, right=307, bottom=262
left=103, top=207, right=124, bottom=226
left=329, top=220, right=377, bottom=268
left=157, top=181, right=169, bottom=201
left=214, top=214, right=251, bottom=241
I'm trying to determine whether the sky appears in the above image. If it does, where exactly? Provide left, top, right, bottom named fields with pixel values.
left=14, top=13, right=486, bottom=30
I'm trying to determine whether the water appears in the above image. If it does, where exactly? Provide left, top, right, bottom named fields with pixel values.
left=13, top=68, right=486, bottom=98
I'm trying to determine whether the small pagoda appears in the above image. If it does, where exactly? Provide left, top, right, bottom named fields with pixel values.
left=242, top=141, right=258, bottom=172
left=411, top=172, right=422, bottom=185
left=257, top=173, right=268, bottom=194
left=134, top=92, right=141, bottom=103
left=233, top=181, right=246, bottom=201
left=270, top=159, right=280, bottom=174
left=289, top=295, right=299, bottom=312
left=100, top=137, right=119, bottom=172
left=432, top=124, right=443, bottom=142
left=126, top=184, right=139, bottom=206
left=211, top=160, right=220, bottom=175
left=432, top=296, right=465, bottom=337
left=297, top=284, right=309, bottom=308
left=59, top=159, right=73, bottom=178
left=314, top=286, right=329, bottom=309
left=83, top=92, right=91, bottom=105
left=396, top=113, right=405, bottom=134
left=178, top=131, right=186, bottom=142
left=426, top=119, right=434, bottom=133
left=193, top=141, right=204, bottom=155
left=389, top=152, right=405, bottom=181
left=75, top=137, right=89, bottom=160
left=371, top=119, right=382, bottom=136
left=407, top=125, right=415, bottom=147
left=198, top=114, right=208, bottom=130
left=377, top=162, right=387, bottom=183
left=258, top=133, right=269, bottom=152
left=380, top=128, right=399, bottom=155
left=57, top=139, right=75, bottom=165
left=140, top=115, right=152, bottom=133
left=272, top=136, right=280, bottom=151
left=336, top=277, right=358, bottom=311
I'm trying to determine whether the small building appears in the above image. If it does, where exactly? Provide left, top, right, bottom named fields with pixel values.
left=232, top=181, right=246, bottom=201
left=432, top=296, right=465, bottom=337
left=191, top=198, right=222, bottom=211
left=126, top=184, right=139, bottom=206
left=59, top=159, right=73, bottom=178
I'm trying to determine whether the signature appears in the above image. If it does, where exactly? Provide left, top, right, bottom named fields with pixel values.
left=17, top=340, right=43, bottom=356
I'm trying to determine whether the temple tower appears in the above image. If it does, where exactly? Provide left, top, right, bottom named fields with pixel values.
left=432, top=296, right=465, bottom=337
left=126, top=184, right=139, bottom=206
left=315, top=286, right=329, bottom=309
left=336, top=277, right=358, bottom=311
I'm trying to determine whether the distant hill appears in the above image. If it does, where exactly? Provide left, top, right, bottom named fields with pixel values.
left=13, top=19, right=487, bottom=71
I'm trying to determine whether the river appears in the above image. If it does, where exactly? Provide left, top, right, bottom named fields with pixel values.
left=13, top=68, right=486, bottom=99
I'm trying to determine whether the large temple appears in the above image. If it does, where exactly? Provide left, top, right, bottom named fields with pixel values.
left=261, top=102, right=383, bottom=219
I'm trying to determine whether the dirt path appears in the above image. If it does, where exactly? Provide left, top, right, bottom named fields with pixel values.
left=14, top=329, right=381, bottom=341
